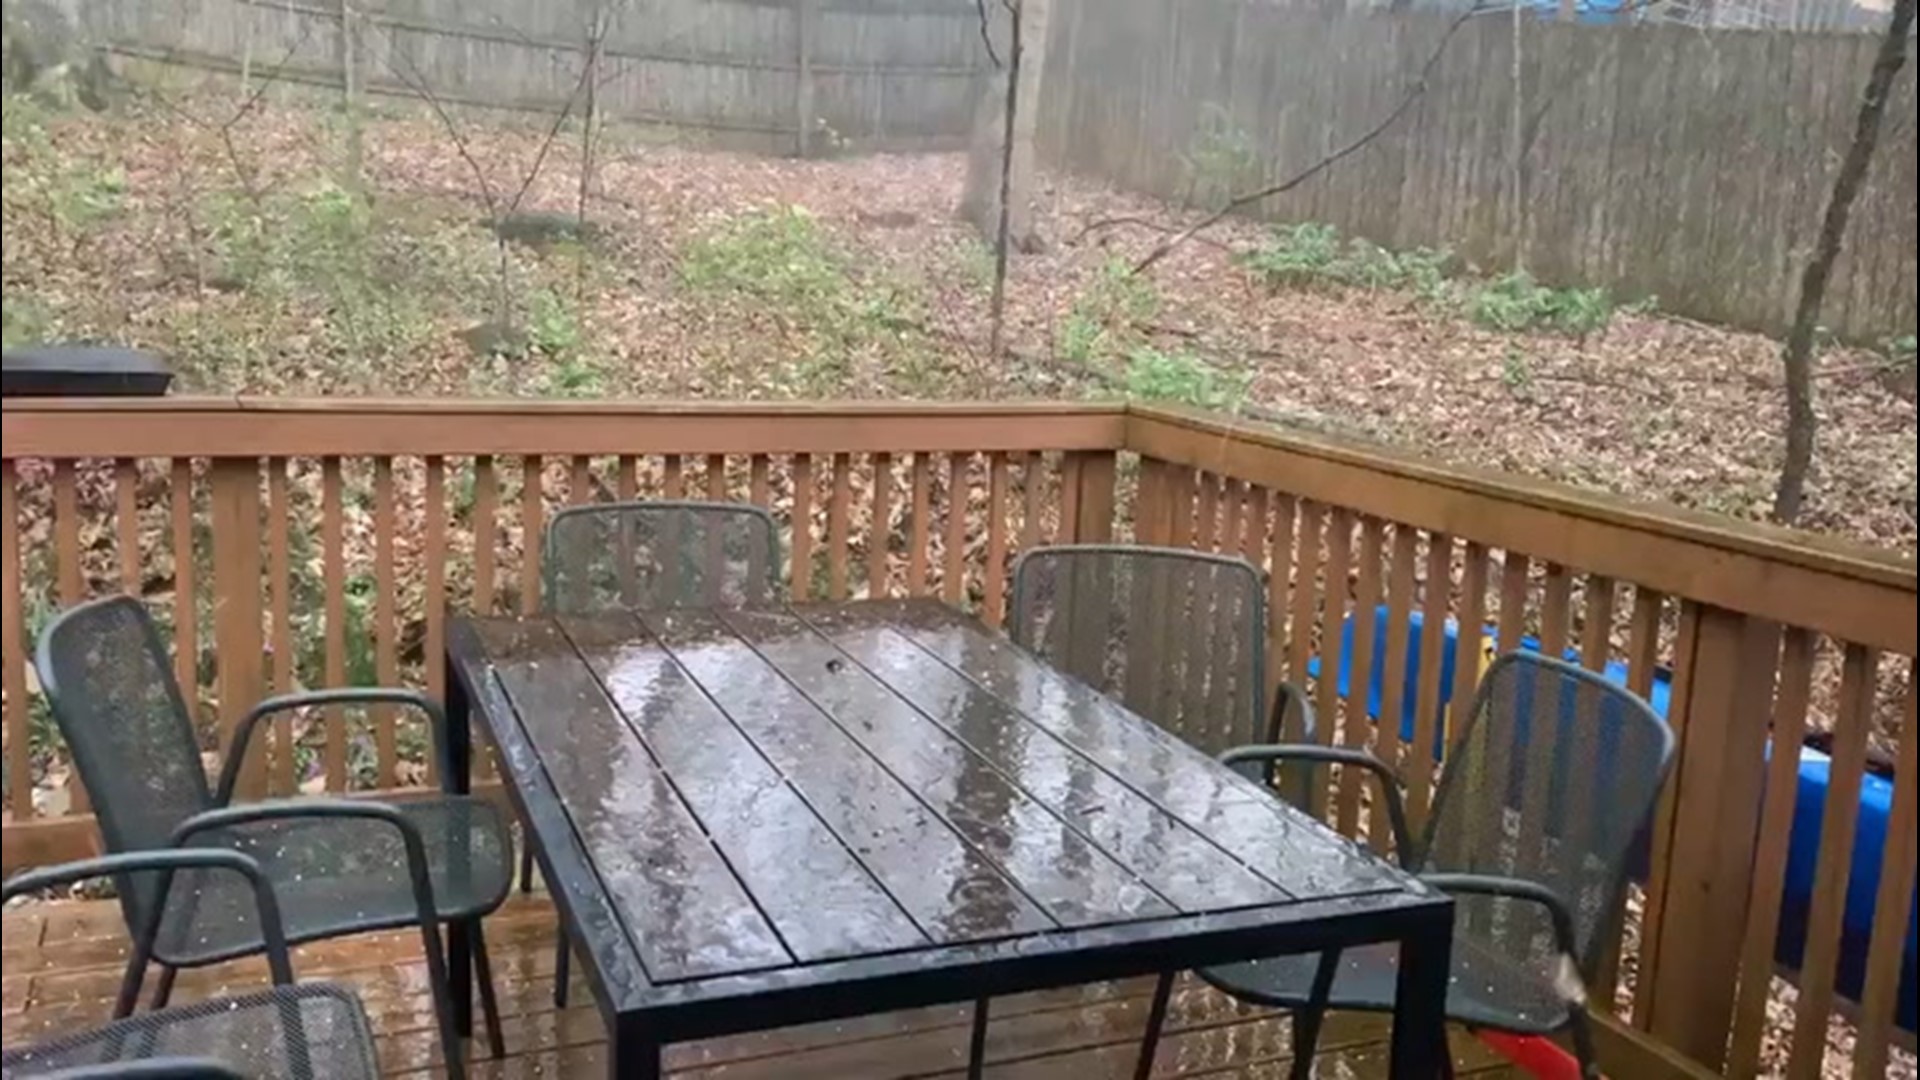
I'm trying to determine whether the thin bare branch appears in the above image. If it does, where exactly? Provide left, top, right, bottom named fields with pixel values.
left=1126, top=5, right=1486, bottom=277
left=505, top=55, right=596, bottom=216
left=973, top=0, right=1004, bottom=69
left=374, top=30, right=500, bottom=214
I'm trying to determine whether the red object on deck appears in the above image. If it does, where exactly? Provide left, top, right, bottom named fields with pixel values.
left=1475, top=1029, right=1586, bottom=1080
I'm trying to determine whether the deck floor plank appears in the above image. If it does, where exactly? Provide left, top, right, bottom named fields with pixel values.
left=5, top=894, right=1507, bottom=1078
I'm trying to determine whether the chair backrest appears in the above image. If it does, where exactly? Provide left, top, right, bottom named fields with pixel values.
left=1419, top=652, right=1676, bottom=982
left=32, top=596, right=216, bottom=927
left=1008, top=545, right=1273, bottom=756
left=33, top=596, right=214, bottom=855
left=542, top=500, right=782, bottom=615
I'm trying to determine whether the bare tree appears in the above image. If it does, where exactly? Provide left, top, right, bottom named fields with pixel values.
left=338, top=0, right=364, bottom=196
left=1773, top=0, right=1915, bottom=524
left=987, top=0, right=1022, bottom=360
left=961, top=0, right=1049, bottom=259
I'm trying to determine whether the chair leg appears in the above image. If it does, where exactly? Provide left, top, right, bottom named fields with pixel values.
left=148, top=964, right=179, bottom=1012
left=413, top=917, right=464, bottom=1080
left=519, top=843, right=535, bottom=895
left=113, top=956, right=148, bottom=1020
left=1568, top=1007, right=1601, bottom=1080
left=1134, top=972, right=1175, bottom=1080
left=554, top=933, right=571, bottom=1009
left=470, top=919, right=508, bottom=1061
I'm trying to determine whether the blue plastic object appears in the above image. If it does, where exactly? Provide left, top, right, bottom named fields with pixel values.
left=1778, top=749, right=1916, bottom=1032
left=1304, top=606, right=1673, bottom=758
left=1309, top=607, right=1912, bottom=1032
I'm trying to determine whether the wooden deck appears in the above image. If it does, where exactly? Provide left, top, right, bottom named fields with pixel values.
left=1, top=893, right=1524, bottom=1079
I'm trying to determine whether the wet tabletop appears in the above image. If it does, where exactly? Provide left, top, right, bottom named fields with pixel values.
left=450, top=599, right=1423, bottom=999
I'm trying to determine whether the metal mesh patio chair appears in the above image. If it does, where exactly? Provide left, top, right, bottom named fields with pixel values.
left=543, top=499, right=782, bottom=617
left=32, top=596, right=513, bottom=1080
left=1008, top=545, right=1313, bottom=757
left=1134, top=652, right=1675, bottom=1080
left=1, top=851, right=379, bottom=1080
left=532, top=500, right=783, bottom=1007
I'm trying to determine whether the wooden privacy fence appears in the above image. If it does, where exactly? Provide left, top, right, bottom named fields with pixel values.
left=67, top=0, right=991, bottom=151
left=2, top=397, right=1916, bottom=1080
left=1037, top=0, right=1919, bottom=343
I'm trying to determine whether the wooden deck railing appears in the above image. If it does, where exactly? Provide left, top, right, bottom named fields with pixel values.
left=2, top=397, right=1913, bottom=1080
left=1127, top=404, right=1916, bottom=1080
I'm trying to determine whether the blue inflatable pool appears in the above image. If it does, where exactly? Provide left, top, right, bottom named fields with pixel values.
left=1311, top=607, right=1914, bottom=1032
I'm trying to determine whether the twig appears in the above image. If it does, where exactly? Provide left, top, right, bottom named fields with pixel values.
left=1469, top=371, right=1670, bottom=399
left=376, top=33, right=500, bottom=213
left=1128, top=6, right=1484, bottom=277
left=973, top=0, right=1003, bottom=69
left=1069, top=215, right=1237, bottom=253
left=505, top=55, right=595, bottom=216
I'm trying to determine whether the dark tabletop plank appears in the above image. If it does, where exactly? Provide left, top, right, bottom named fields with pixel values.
left=797, top=604, right=1288, bottom=914
left=715, top=607, right=1180, bottom=929
left=871, top=600, right=1405, bottom=900
left=637, top=609, right=1055, bottom=946
left=470, top=618, right=792, bottom=983
left=559, top=613, right=930, bottom=963
left=449, top=621, right=651, bottom=1011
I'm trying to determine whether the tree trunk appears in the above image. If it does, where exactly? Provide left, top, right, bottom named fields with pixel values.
left=987, top=2, right=1022, bottom=360
left=1773, top=0, right=1914, bottom=524
left=338, top=0, right=363, bottom=195
left=959, top=0, right=1050, bottom=255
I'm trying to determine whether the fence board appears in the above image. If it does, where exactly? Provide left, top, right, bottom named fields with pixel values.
left=266, top=459, right=294, bottom=794
left=985, top=453, right=1010, bottom=625
left=2, top=465, right=27, bottom=819
left=868, top=452, right=891, bottom=599
left=1727, top=628, right=1816, bottom=1080
left=1039, top=3, right=1916, bottom=341
left=320, top=456, right=347, bottom=790
left=1786, top=644, right=1880, bottom=1079
left=1853, top=665, right=1918, bottom=1080
left=829, top=452, right=852, bottom=600
left=1337, top=517, right=1385, bottom=838
left=82, top=0, right=987, bottom=150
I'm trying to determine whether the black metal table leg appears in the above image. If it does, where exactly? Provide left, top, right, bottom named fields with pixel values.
left=1388, top=909, right=1454, bottom=1079
left=967, top=997, right=991, bottom=1080
left=611, top=1017, right=662, bottom=1080
left=446, top=659, right=475, bottom=1041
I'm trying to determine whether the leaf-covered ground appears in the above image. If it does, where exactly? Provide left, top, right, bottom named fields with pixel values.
left=7, top=92, right=1913, bottom=553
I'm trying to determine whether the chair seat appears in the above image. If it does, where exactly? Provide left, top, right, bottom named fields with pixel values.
left=152, top=796, right=512, bottom=966
left=1, top=983, right=379, bottom=1079
left=1198, top=932, right=1574, bottom=1035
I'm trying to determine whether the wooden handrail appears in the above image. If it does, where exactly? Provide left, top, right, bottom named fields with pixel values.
left=1127, top=404, right=1917, bottom=655
left=0, top=398, right=1131, bottom=458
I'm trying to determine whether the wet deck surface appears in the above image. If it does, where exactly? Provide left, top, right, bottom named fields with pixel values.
left=2, top=893, right=1525, bottom=1078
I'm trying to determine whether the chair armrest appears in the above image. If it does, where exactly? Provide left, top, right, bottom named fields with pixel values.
left=1418, top=872, right=1588, bottom=1006
left=3, top=850, right=294, bottom=986
left=43, top=1061, right=250, bottom=1080
left=1218, top=744, right=1413, bottom=862
left=217, top=689, right=451, bottom=804
left=170, top=799, right=442, bottom=933
left=1266, top=680, right=1318, bottom=744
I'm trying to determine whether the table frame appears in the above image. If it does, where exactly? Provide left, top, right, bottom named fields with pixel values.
left=444, top=607, right=1454, bottom=1079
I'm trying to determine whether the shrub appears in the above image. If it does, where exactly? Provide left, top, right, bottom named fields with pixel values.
left=1123, top=347, right=1251, bottom=410
left=680, top=206, right=938, bottom=395
left=1467, top=273, right=1617, bottom=338
left=1241, top=223, right=1453, bottom=299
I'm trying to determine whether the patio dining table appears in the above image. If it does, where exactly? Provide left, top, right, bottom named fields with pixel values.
left=443, top=598, right=1454, bottom=1078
